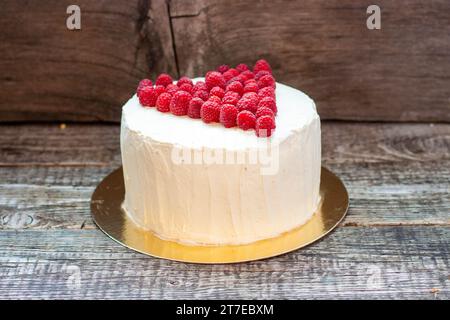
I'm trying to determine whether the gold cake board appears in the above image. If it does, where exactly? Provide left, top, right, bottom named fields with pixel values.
left=91, top=167, right=349, bottom=264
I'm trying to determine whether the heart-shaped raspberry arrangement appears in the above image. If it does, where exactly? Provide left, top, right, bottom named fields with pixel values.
left=136, top=59, right=277, bottom=137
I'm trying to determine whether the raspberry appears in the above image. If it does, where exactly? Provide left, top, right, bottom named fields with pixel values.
left=155, top=73, right=173, bottom=87
left=187, top=97, right=204, bottom=119
left=156, top=93, right=172, bottom=112
left=258, top=74, right=276, bottom=89
left=240, top=70, right=255, bottom=81
left=208, top=95, right=222, bottom=104
left=258, top=86, right=275, bottom=100
left=219, top=104, right=239, bottom=128
left=222, top=92, right=239, bottom=105
left=179, top=83, right=193, bottom=94
left=177, top=76, right=193, bottom=87
left=237, top=111, right=256, bottom=130
left=258, top=97, right=277, bottom=114
left=256, top=106, right=275, bottom=119
left=253, top=59, right=272, bottom=74
left=210, top=86, right=225, bottom=99
left=169, top=90, right=192, bottom=116
left=236, top=63, right=249, bottom=73
left=205, top=71, right=226, bottom=90
left=192, top=81, right=208, bottom=93
left=200, top=101, right=221, bottom=123
left=256, top=115, right=276, bottom=137
left=166, top=84, right=179, bottom=95
left=137, top=79, right=152, bottom=96
left=237, top=97, right=258, bottom=114
left=217, top=64, right=229, bottom=73
left=223, top=68, right=240, bottom=82
left=193, top=90, right=209, bottom=101
left=255, top=70, right=271, bottom=81
left=226, top=81, right=244, bottom=96
left=242, top=92, right=259, bottom=106
left=138, top=86, right=156, bottom=107
left=228, top=75, right=246, bottom=85
left=244, top=82, right=259, bottom=93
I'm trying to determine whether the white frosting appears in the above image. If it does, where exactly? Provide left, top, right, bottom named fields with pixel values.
left=120, top=78, right=321, bottom=245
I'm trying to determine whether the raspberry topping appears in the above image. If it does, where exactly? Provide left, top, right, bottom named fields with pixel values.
left=243, top=82, right=259, bottom=93
left=256, top=106, right=275, bottom=119
left=205, top=71, right=226, bottom=90
left=236, top=97, right=258, bottom=114
left=240, top=70, right=255, bottom=81
left=253, top=59, right=272, bottom=74
left=220, top=104, right=239, bottom=128
left=177, top=76, right=193, bottom=87
left=169, top=90, right=192, bottom=116
left=237, top=111, right=256, bottom=130
left=193, top=90, right=209, bottom=101
left=242, top=92, right=260, bottom=106
left=138, top=86, right=155, bottom=107
left=223, top=68, right=240, bottom=82
left=258, top=86, right=275, bottom=100
left=217, top=64, right=230, bottom=74
left=155, top=73, right=173, bottom=87
left=187, top=97, right=204, bottom=119
left=208, top=95, right=222, bottom=105
left=192, top=81, right=208, bottom=93
left=258, top=97, right=277, bottom=114
left=200, top=101, right=221, bottom=123
left=256, top=115, right=276, bottom=137
left=236, top=63, right=249, bottom=73
left=179, top=83, right=193, bottom=94
left=226, top=81, right=244, bottom=96
left=137, top=79, right=153, bottom=96
left=258, top=74, right=276, bottom=89
left=156, top=93, right=172, bottom=112
left=255, top=70, right=271, bottom=81
left=222, top=92, right=240, bottom=105
left=210, top=86, right=225, bottom=99
left=166, top=84, right=179, bottom=95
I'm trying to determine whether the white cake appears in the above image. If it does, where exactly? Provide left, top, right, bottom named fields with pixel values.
left=120, top=78, right=321, bottom=245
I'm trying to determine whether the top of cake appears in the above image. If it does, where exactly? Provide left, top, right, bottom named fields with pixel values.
left=122, top=78, right=318, bottom=150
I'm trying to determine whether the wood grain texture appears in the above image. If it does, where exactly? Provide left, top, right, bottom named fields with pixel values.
left=0, top=0, right=176, bottom=122
left=170, top=0, right=450, bottom=122
left=0, top=227, right=448, bottom=299
left=0, top=122, right=449, bottom=299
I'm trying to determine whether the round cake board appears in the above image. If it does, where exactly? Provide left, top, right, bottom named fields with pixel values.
left=91, top=167, right=349, bottom=264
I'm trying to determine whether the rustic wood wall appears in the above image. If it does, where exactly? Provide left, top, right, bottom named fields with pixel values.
left=0, top=0, right=449, bottom=122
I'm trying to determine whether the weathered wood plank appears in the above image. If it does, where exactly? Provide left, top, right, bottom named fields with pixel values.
left=0, top=123, right=449, bottom=165
left=169, top=0, right=450, bottom=122
left=0, top=0, right=177, bottom=122
left=0, top=227, right=448, bottom=299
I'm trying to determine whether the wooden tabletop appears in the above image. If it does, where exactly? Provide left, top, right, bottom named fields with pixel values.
left=0, top=121, right=448, bottom=299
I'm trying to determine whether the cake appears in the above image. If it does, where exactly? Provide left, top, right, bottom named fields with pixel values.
left=120, top=61, right=321, bottom=245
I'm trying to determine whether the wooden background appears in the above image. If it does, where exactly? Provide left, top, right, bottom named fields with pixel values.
left=0, top=0, right=449, bottom=122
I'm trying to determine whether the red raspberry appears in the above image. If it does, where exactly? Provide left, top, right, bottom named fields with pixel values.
left=256, top=115, right=276, bottom=137
left=169, top=90, right=192, bottom=116
left=236, top=63, right=249, bottom=73
left=210, top=86, right=225, bottom=99
left=166, top=84, right=179, bottom=95
left=156, top=93, right=172, bottom=112
left=219, top=104, right=239, bottom=128
left=192, top=81, right=207, bottom=93
left=208, top=95, right=222, bottom=104
left=242, top=92, right=259, bottom=106
left=187, top=97, right=204, bottom=119
left=255, top=70, right=271, bottom=81
left=228, top=74, right=246, bottom=85
left=237, top=111, right=256, bottom=130
left=258, top=86, right=275, bottom=100
left=217, top=64, right=230, bottom=73
left=253, top=59, right=272, bottom=74
left=200, top=101, right=221, bottom=123
left=256, top=106, right=275, bottom=119
left=237, top=97, right=258, bottom=114
left=138, top=86, right=156, bottom=107
left=258, top=74, right=276, bottom=89
left=244, top=82, right=259, bottom=93
left=222, top=92, right=239, bottom=105
left=177, top=76, right=193, bottom=87
left=137, top=79, right=152, bottom=96
left=226, top=81, right=244, bottom=96
left=155, top=73, right=173, bottom=87
left=258, top=97, right=277, bottom=114
left=223, top=68, right=240, bottom=82
left=205, top=71, right=226, bottom=90
left=179, top=83, right=193, bottom=94
left=193, top=90, right=209, bottom=101
left=240, top=70, right=255, bottom=81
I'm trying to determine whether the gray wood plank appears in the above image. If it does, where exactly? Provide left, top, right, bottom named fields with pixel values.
left=169, top=0, right=450, bottom=122
left=0, top=227, right=448, bottom=299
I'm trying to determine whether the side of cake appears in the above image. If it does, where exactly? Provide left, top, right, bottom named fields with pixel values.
left=120, top=61, right=321, bottom=245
